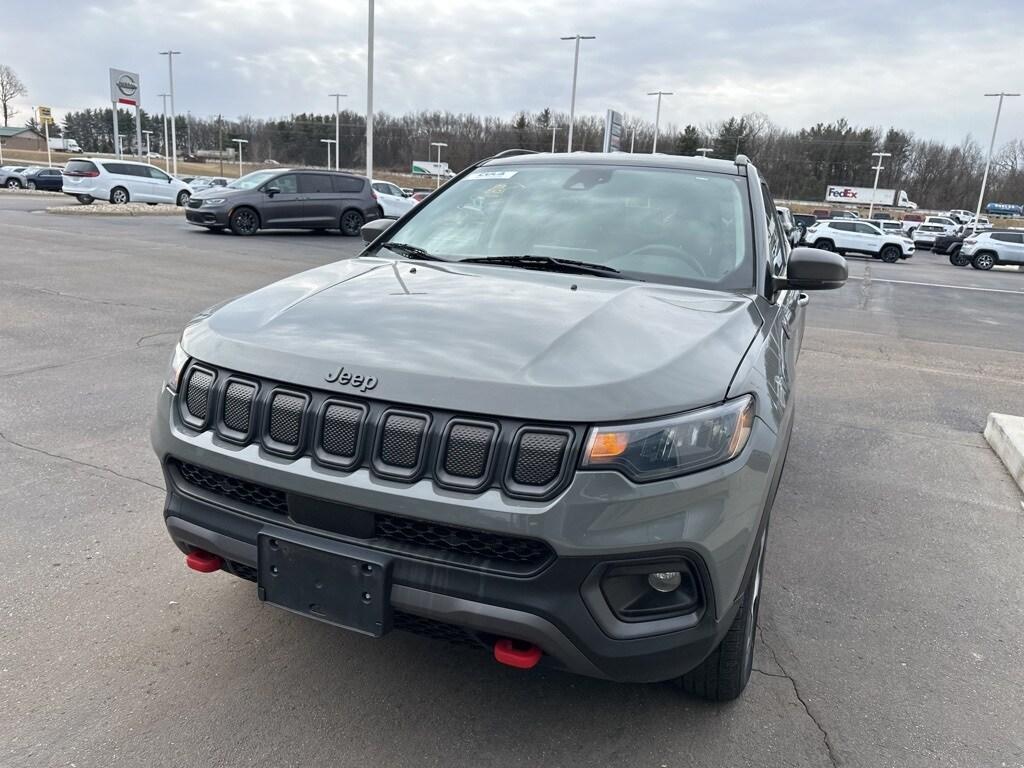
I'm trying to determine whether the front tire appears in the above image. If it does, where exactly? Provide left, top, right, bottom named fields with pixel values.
left=176, top=190, right=191, bottom=207
left=229, top=207, right=260, bottom=236
left=880, top=245, right=901, bottom=263
left=6, top=178, right=23, bottom=189
left=110, top=187, right=130, bottom=205
left=340, top=209, right=365, bottom=236
left=949, top=248, right=969, bottom=267
left=971, top=252, right=995, bottom=270
left=679, top=529, right=766, bottom=702
left=76, top=195, right=94, bottom=205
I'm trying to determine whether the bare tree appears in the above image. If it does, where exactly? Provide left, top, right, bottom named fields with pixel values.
left=0, top=64, right=27, bottom=127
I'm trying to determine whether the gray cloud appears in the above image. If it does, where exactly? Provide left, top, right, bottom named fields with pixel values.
left=2, top=0, right=1021, bottom=145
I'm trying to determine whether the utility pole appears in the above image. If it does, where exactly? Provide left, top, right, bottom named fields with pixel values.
left=329, top=93, right=347, bottom=170
left=867, top=151, right=892, bottom=219
left=560, top=34, right=595, bottom=152
left=218, top=114, right=224, bottom=176
left=647, top=91, right=673, bottom=153
left=972, top=92, right=1020, bottom=231
left=366, top=0, right=374, bottom=179
left=232, top=138, right=247, bottom=178
left=158, top=49, right=181, bottom=175
left=158, top=93, right=170, bottom=171
left=551, top=126, right=557, bottom=153
left=143, top=130, right=153, bottom=162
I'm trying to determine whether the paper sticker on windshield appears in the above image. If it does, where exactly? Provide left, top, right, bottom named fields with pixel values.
left=466, top=170, right=518, bottom=180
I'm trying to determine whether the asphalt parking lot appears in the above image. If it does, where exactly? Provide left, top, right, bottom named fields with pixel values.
left=2, top=192, right=1023, bottom=768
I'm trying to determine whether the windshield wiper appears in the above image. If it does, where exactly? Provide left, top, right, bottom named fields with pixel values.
left=381, top=242, right=448, bottom=261
left=459, top=254, right=625, bottom=279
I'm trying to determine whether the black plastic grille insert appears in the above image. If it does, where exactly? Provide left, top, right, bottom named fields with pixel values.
left=176, top=460, right=288, bottom=515
left=444, top=423, right=493, bottom=479
left=379, top=413, right=427, bottom=469
left=185, top=369, right=213, bottom=421
left=514, top=431, right=569, bottom=486
left=269, top=392, right=305, bottom=445
left=223, top=381, right=255, bottom=433
left=321, top=403, right=363, bottom=458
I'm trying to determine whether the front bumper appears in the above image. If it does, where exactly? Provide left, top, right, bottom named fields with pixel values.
left=152, top=385, right=782, bottom=683
left=185, top=206, right=230, bottom=226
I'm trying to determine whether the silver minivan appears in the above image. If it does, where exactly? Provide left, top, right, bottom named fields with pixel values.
left=62, top=158, right=192, bottom=206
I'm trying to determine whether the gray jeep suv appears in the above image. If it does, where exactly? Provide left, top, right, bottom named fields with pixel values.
left=186, top=168, right=381, bottom=236
left=153, top=152, right=846, bottom=700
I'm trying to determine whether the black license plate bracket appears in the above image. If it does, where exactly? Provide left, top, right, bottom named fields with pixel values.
left=257, top=530, right=392, bottom=637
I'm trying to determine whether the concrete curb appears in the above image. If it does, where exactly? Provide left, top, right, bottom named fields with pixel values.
left=984, top=413, right=1024, bottom=495
left=46, top=204, right=185, bottom=217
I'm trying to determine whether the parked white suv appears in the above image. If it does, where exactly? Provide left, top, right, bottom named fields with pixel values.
left=371, top=179, right=417, bottom=218
left=805, top=219, right=914, bottom=262
left=946, top=209, right=974, bottom=225
left=62, top=158, right=192, bottom=206
left=911, top=223, right=950, bottom=249
left=960, top=231, right=1024, bottom=270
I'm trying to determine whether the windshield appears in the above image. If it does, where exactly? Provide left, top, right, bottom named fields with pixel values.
left=387, top=163, right=753, bottom=290
left=228, top=170, right=279, bottom=190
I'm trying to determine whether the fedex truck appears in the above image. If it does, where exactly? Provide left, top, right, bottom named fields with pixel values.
left=825, top=185, right=917, bottom=209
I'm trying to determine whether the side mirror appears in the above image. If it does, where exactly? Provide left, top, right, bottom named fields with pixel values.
left=361, top=217, right=394, bottom=243
left=774, top=247, right=847, bottom=291
left=265, top=186, right=280, bottom=197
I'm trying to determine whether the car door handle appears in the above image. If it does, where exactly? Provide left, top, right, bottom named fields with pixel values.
left=797, top=292, right=810, bottom=307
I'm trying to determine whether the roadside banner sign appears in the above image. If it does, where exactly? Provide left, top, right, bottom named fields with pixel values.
left=109, top=68, right=141, bottom=106
left=602, top=109, right=624, bottom=153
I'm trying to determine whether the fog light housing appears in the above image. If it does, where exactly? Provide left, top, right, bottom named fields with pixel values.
left=600, top=560, right=702, bottom=623
left=647, top=571, right=682, bottom=593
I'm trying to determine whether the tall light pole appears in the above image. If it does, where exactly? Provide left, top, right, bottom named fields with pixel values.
left=143, top=130, right=153, bottom=162
left=366, top=0, right=374, bottom=179
left=431, top=141, right=447, bottom=188
left=697, top=147, right=713, bottom=157
left=159, top=49, right=181, bottom=175
left=551, top=126, right=557, bottom=153
left=630, top=123, right=636, bottom=153
left=560, top=34, right=595, bottom=153
left=158, top=93, right=170, bottom=171
left=320, top=138, right=337, bottom=169
left=329, top=93, right=347, bottom=171
left=867, top=151, right=892, bottom=219
left=232, top=138, right=247, bottom=178
left=972, top=92, right=1020, bottom=231
left=647, top=91, right=673, bottom=153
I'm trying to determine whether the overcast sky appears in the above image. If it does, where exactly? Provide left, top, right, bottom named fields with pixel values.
left=2, top=0, right=1021, bottom=146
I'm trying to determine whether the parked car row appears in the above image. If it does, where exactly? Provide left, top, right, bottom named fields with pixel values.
left=0, top=165, right=63, bottom=191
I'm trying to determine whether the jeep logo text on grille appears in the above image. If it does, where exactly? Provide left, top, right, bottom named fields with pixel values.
left=325, top=366, right=378, bottom=392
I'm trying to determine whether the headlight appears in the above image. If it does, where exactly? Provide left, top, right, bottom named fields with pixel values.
left=582, top=395, right=755, bottom=482
left=201, top=198, right=226, bottom=207
left=166, top=343, right=190, bottom=393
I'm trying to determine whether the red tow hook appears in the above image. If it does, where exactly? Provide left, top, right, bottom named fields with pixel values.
left=185, top=549, right=223, bottom=573
left=493, top=638, right=542, bottom=669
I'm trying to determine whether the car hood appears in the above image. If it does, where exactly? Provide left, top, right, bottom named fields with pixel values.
left=191, top=185, right=247, bottom=200
left=182, top=258, right=762, bottom=422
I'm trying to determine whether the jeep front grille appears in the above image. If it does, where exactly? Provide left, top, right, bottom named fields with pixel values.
left=176, top=361, right=579, bottom=501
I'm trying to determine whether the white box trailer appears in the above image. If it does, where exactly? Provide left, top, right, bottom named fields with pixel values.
left=825, top=185, right=917, bottom=209
left=412, top=160, right=454, bottom=178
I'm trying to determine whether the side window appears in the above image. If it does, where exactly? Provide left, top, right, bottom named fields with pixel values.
left=148, top=167, right=170, bottom=181
left=299, top=174, right=333, bottom=194
left=760, top=183, right=786, bottom=275
left=332, top=175, right=365, bottom=194
left=1011, top=234, right=1024, bottom=245
left=855, top=223, right=877, bottom=235
left=371, top=182, right=387, bottom=194
left=387, top=183, right=403, bottom=197
left=270, top=174, right=298, bottom=194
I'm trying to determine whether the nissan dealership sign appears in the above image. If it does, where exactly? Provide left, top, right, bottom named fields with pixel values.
left=109, top=68, right=141, bottom=106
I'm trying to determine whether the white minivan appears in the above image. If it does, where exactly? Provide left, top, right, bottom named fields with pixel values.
left=62, top=158, right=192, bottom=206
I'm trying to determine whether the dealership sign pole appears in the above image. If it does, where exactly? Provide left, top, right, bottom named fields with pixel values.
left=109, top=68, right=142, bottom=159
left=38, top=106, right=53, bottom=168
left=867, top=152, right=891, bottom=220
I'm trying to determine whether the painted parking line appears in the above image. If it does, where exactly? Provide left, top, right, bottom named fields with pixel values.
left=846, top=274, right=1024, bottom=296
